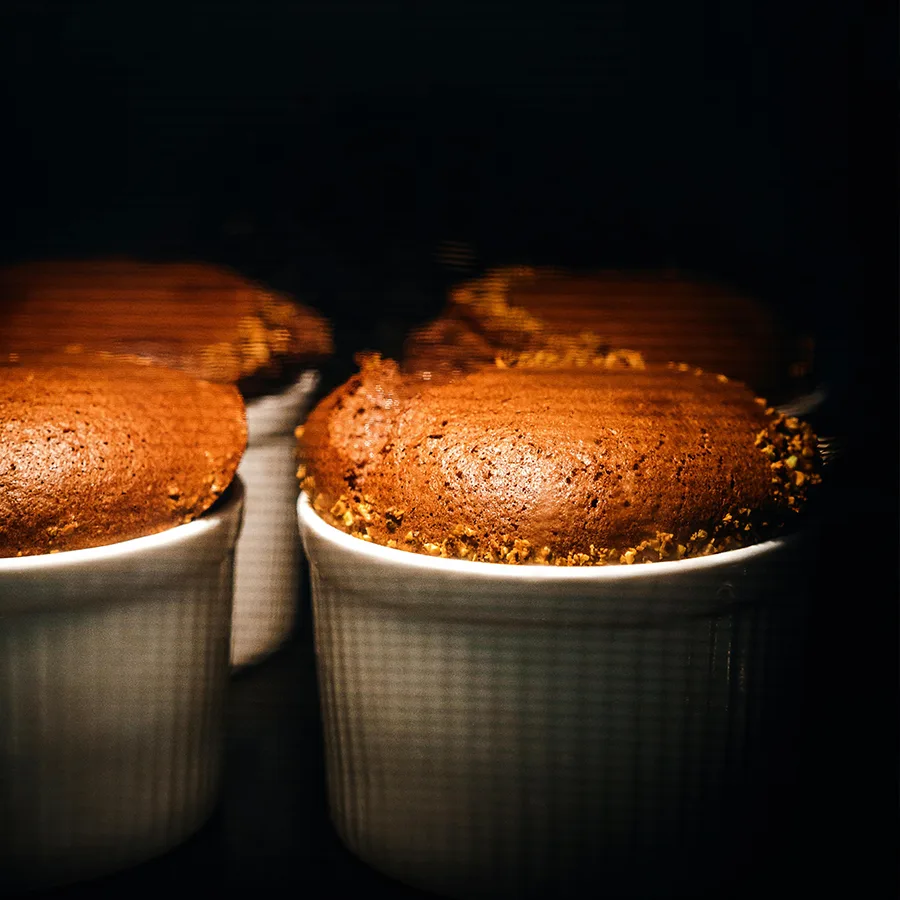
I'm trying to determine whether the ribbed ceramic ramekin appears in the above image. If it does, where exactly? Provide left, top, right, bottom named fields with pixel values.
left=0, top=480, right=244, bottom=893
left=299, top=494, right=814, bottom=899
left=231, top=372, right=318, bottom=668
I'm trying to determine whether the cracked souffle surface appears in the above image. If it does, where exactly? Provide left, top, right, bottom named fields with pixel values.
left=297, top=355, right=821, bottom=566
left=0, top=355, right=247, bottom=557
left=0, top=259, right=332, bottom=397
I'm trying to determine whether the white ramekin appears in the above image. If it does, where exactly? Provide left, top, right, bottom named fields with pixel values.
left=299, top=494, right=816, bottom=899
left=231, top=371, right=319, bottom=668
left=776, top=383, right=828, bottom=419
left=0, top=480, right=244, bottom=893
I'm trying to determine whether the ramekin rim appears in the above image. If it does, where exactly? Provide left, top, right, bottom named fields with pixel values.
left=297, top=492, right=798, bottom=581
left=244, top=369, right=320, bottom=411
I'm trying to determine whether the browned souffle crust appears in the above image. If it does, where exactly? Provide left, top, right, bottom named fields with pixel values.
left=0, top=259, right=332, bottom=392
left=298, top=356, right=821, bottom=566
left=0, top=356, right=247, bottom=558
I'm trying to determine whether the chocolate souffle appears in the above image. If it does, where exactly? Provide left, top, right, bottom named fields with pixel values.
left=405, top=267, right=815, bottom=404
left=0, top=259, right=332, bottom=398
left=0, top=355, right=246, bottom=558
left=297, top=354, right=821, bottom=566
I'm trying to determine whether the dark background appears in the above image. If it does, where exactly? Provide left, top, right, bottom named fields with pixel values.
left=1, top=1, right=896, bottom=897
left=0, top=0, right=874, bottom=379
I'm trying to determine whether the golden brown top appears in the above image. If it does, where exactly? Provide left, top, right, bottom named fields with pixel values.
left=298, top=355, right=821, bottom=566
left=0, top=355, right=247, bottom=557
left=405, top=267, right=813, bottom=399
left=0, top=259, right=333, bottom=390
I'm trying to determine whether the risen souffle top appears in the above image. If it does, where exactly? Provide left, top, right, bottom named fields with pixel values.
left=0, top=355, right=247, bottom=557
left=297, top=355, right=821, bottom=566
